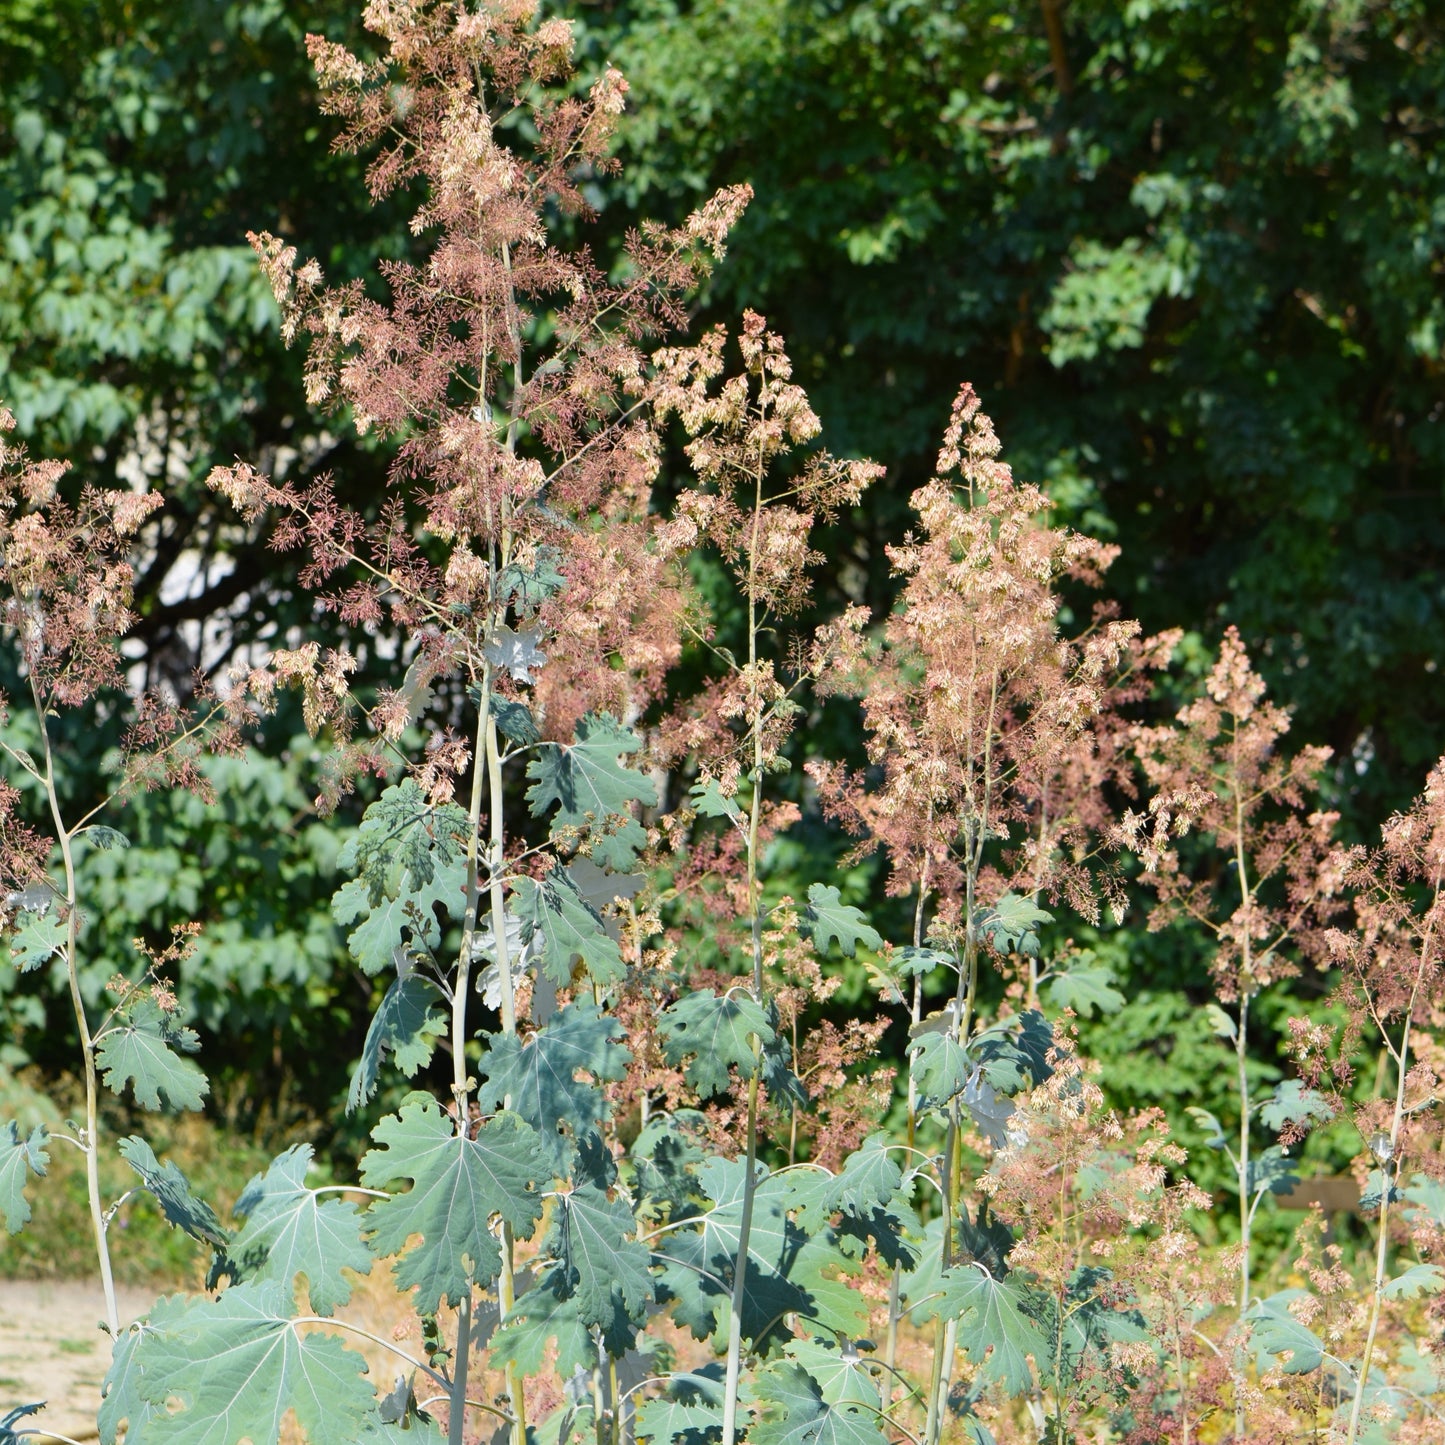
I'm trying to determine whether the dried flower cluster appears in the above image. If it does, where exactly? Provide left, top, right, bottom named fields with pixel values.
left=2, top=8, right=1445, bottom=1445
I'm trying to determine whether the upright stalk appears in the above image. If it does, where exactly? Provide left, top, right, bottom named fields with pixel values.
left=924, top=933, right=980, bottom=1445
left=720, top=456, right=770, bottom=1445
left=34, top=684, right=119, bottom=1337
left=468, top=237, right=529, bottom=1445
left=884, top=859, right=931, bottom=1389
left=447, top=681, right=494, bottom=1445
left=1231, top=750, right=1253, bottom=1445
left=1344, top=884, right=1437, bottom=1445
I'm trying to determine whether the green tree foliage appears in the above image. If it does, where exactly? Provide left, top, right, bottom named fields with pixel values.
left=0, top=0, right=401, bottom=698
left=578, top=0, right=1445, bottom=820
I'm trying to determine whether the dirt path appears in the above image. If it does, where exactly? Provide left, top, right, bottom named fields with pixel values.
left=0, top=1280, right=159, bottom=1443
left=0, top=1271, right=424, bottom=1443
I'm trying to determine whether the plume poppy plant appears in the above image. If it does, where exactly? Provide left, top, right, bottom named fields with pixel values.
left=4, top=4, right=1445, bottom=1445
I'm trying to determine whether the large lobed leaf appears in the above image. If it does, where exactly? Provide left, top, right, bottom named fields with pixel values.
left=747, top=1362, right=886, bottom=1445
left=977, top=894, right=1052, bottom=958
left=1260, top=1078, right=1334, bottom=1133
left=348, top=972, right=447, bottom=1112
left=511, top=867, right=626, bottom=988
left=635, top=1369, right=725, bottom=1445
left=96, top=996, right=209, bottom=1113
left=912, top=1261, right=1048, bottom=1396
left=1041, top=962, right=1125, bottom=1019
left=118, top=1136, right=230, bottom=1251
left=359, top=1096, right=547, bottom=1313
left=331, top=782, right=468, bottom=976
left=524, top=713, right=656, bottom=871
left=544, top=1182, right=654, bottom=1337
left=477, top=1001, right=631, bottom=1171
left=659, top=989, right=773, bottom=1099
left=113, top=1281, right=375, bottom=1445
left=228, top=1143, right=372, bottom=1316
left=0, top=1121, right=48, bottom=1234
left=799, top=884, right=882, bottom=958
left=971, top=1010, right=1053, bottom=1094
left=659, top=1160, right=869, bottom=1349
left=1248, top=1291, right=1324, bottom=1374
left=489, top=1271, right=596, bottom=1381
left=783, top=1339, right=881, bottom=1410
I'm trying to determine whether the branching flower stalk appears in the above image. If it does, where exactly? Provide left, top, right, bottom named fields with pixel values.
left=1122, top=626, right=1341, bottom=1441
left=1309, top=763, right=1445, bottom=1445
left=1, top=408, right=238, bottom=1341
left=200, top=7, right=756, bottom=1443
left=813, top=385, right=1143, bottom=1445
left=651, top=310, right=880, bottom=1445
left=34, top=693, right=119, bottom=1337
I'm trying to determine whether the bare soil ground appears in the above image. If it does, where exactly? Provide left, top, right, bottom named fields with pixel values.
left=0, top=1279, right=156, bottom=1442
left=0, top=1270, right=425, bottom=1444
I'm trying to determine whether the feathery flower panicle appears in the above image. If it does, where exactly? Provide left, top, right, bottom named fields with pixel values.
left=650, top=313, right=883, bottom=793
left=207, top=0, right=755, bottom=804
left=1121, top=625, right=1342, bottom=1000
left=812, top=383, right=1157, bottom=931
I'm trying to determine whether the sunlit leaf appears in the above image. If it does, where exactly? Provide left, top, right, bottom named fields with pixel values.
left=118, top=1136, right=229, bottom=1250
left=978, top=894, right=1052, bottom=958
left=659, top=990, right=772, bottom=1099
left=228, top=1144, right=372, bottom=1316
left=747, top=1362, right=885, bottom=1445
left=96, top=996, right=209, bottom=1112
left=477, top=1001, right=631, bottom=1171
left=544, top=1182, right=654, bottom=1335
left=128, top=1281, right=375, bottom=1444
left=360, top=1096, right=547, bottom=1313
left=348, top=973, right=447, bottom=1112
left=800, top=884, right=881, bottom=958
left=525, top=713, right=656, bottom=870
left=1042, top=963, right=1124, bottom=1018
left=1248, top=1291, right=1323, bottom=1374
left=1260, top=1079, right=1333, bottom=1133
left=0, top=1121, right=48, bottom=1234
left=512, top=867, right=625, bottom=988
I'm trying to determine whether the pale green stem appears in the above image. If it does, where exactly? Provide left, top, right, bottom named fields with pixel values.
left=1344, top=876, right=1438, bottom=1445
left=33, top=678, right=119, bottom=1337
left=446, top=684, right=495, bottom=1445
left=1231, top=746, right=1253, bottom=1445
left=885, top=856, right=931, bottom=1391
left=720, top=433, right=770, bottom=1445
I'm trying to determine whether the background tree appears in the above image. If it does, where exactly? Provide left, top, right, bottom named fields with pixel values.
left=574, top=0, right=1445, bottom=827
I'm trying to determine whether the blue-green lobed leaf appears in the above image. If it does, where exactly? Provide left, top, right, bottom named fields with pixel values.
left=544, top=1182, right=654, bottom=1336
left=0, top=1120, right=48, bottom=1233
left=524, top=714, right=656, bottom=871
left=96, top=996, right=209, bottom=1113
left=118, top=1136, right=229, bottom=1250
left=511, top=867, right=625, bottom=988
left=228, top=1143, right=373, bottom=1316
left=477, top=1001, right=631, bottom=1172
left=125, top=1281, right=375, bottom=1444
left=348, top=973, right=448, bottom=1112
left=746, top=1362, right=885, bottom=1445
left=359, top=1096, right=547, bottom=1313
left=800, top=884, right=882, bottom=958
left=659, top=990, right=773, bottom=1099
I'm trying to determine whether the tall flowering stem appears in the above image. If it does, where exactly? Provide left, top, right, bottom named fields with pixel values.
left=1123, top=627, right=1342, bottom=1440
left=1310, top=763, right=1445, bottom=1445
left=206, top=4, right=752, bottom=1441
left=813, top=384, right=1147, bottom=1443
left=0, top=408, right=233, bottom=1337
left=651, top=311, right=881, bottom=1445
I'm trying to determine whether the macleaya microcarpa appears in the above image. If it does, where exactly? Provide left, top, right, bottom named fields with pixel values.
left=2, top=5, right=1445, bottom=1445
